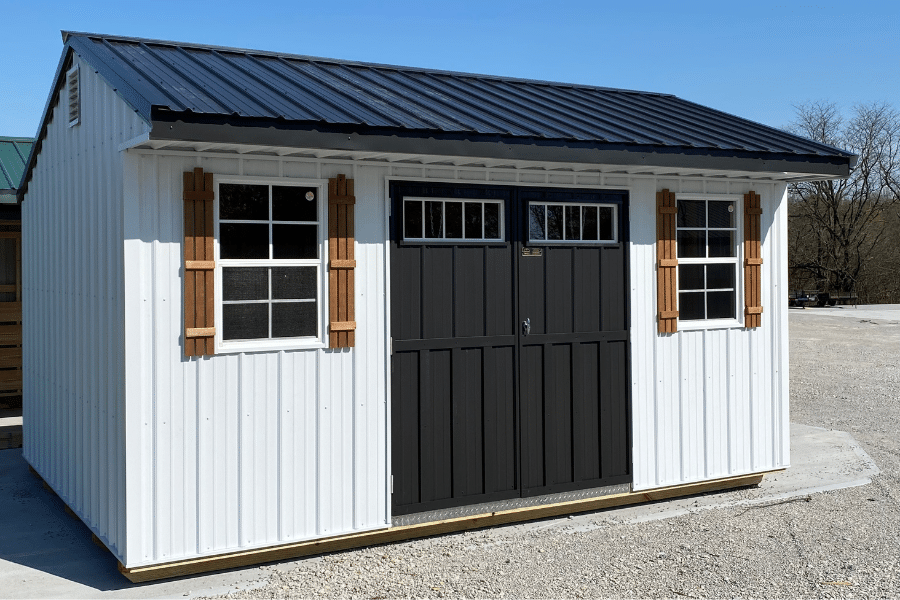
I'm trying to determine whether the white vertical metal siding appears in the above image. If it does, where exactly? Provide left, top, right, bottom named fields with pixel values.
left=28, top=74, right=794, bottom=568
left=121, top=154, right=391, bottom=567
left=22, top=55, right=149, bottom=563
left=629, top=178, right=791, bottom=491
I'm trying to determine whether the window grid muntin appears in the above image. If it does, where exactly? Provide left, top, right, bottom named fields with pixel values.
left=220, top=267, right=317, bottom=340
left=677, top=262, right=738, bottom=320
left=217, top=180, right=324, bottom=345
left=528, top=201, right=617, bottom=243
left=402, top=197, right=505, bottom=241
left=675, top=196, right=741, bottom=323
left=676, top=199, right=737, bottom=259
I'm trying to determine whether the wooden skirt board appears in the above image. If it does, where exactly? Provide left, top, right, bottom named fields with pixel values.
left=389, top=183, right=631, bottom=516
left=118, top=472, right=773, bottom=582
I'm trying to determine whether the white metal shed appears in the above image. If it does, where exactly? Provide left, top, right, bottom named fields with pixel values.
left=18, top=32, right=854, bottom=580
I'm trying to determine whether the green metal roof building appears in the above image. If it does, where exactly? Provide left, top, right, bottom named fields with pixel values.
left=0, top=137, right=33, bottom=202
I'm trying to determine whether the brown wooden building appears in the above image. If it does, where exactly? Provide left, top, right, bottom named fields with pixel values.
left=0, top=136, right=29, bottom=447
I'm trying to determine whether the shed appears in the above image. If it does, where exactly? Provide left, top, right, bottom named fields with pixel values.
left=19, top=32, right=854, bottom=581
left=0, top=136, right=29, bottom=411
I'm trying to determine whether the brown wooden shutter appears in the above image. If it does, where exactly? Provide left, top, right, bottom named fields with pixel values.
left=328, top=174, right=356, bottom=348
left=744, top=191, right=763, bottom=328
left=657, top=189, right=678, bottom=333
left=183, top=168, right=216, bottom=356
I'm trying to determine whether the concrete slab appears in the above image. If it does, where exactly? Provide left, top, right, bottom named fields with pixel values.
left=789, top=303, right=900, bottom=323
left=519, top=423, right=879, bottom=533
left=0, top=423, right=879, bottom=598
left=0, top=452, right=271, bottom=599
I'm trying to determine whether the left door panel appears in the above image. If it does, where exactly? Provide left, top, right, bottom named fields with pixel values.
left=390, top=183, right=518, bottom=516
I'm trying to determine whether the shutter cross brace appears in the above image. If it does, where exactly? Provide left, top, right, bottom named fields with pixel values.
left=656, top=189, right=679, bottom=333
left=183, top=168, right=216, bottom=356
left=328, top=174, right=356, bottom=348
left=743, top=191, right=763, bottom=329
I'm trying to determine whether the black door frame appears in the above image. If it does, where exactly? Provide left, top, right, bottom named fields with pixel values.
left=389, top=180, right=633, bottom=516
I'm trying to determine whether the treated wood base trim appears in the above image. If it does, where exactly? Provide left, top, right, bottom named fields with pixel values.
left=119, top=471, right=771, bottom=583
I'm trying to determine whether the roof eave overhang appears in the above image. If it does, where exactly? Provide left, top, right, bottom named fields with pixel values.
left=151, top=112, right=853, bottom=180
left=19, top=36, right=155, bottom=200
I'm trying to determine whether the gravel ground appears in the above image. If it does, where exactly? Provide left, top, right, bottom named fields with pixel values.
left=206, top=311, right=900, bottom=599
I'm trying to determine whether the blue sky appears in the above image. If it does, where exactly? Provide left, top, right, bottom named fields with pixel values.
left=1, top=0, right=897, bottom=138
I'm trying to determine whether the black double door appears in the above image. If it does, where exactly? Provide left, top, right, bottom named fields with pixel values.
left=390, top=182, right=631, bottom=516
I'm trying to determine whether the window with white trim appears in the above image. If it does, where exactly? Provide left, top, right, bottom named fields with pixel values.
left=676, top=196, right=740, bottom=322
left=403, top=198, right=503, bottom=241
left=528, top=201, right=617, bottom=243
left=215, top=179, right=326, bottom=350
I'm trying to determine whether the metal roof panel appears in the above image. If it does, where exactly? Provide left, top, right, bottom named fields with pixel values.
left=29, top=32, right=854, bottom=180
left=0, top=138, right=34, bottom=191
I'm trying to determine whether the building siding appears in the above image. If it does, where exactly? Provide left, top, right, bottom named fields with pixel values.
left=22, top=54, right=149, bottom=561
left=122, top=153, right=391, bottom=567
left=26, top=73, right=791, bottom=565
left=629, top=178, right=790, bottom=491
left=120, top=154, right=789, bottom=564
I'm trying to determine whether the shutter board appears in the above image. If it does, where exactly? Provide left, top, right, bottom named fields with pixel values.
left=329, top=175, right=356, bottom=348
left=657, top=189, right=678, bottom=333
left=183, top=168, right=216, bottom=356
left=744, top=191, right=763, bottom=329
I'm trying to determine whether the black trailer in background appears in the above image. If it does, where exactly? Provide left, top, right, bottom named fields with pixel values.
left=390, top=182, right=631, bottom=517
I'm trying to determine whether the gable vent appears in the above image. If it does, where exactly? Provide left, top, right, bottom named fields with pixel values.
left=67, top=65, right=80, bottom=127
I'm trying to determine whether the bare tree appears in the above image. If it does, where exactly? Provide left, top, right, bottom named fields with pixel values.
left=788, top=101, right=900, bottom=300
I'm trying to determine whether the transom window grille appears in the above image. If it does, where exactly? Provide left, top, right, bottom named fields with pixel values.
left=676, top=198, right=739, bottom=321
left=403, top=198, right=503, bottom=241
left=528, top=202, right=617, bottom=243
left=217, top=182, right=323, bottom=343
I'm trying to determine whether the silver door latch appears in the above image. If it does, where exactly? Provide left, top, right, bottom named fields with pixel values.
left=522, top=317, right=531, bottom=336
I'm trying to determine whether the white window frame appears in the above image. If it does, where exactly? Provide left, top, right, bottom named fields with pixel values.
left=402, top=197, right=506, bottom=242
left=213, top=175, right=329, bottom=353
left=675, top=193, right=744, bottom=331
left=527, top=201, right=619, bottom=244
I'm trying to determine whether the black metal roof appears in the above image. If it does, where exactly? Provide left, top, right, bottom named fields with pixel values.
left=20, top=32, right=855, bottom=198
left=66, top=31, right=852, bottom=157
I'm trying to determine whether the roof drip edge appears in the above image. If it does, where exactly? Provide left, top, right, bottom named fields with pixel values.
left=150, top=117, right=852, bottom=179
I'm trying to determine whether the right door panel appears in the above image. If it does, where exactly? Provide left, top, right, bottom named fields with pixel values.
left=517, top=189, right=631, bottom=497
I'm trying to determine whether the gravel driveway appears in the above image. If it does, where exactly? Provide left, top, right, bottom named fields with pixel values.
left=208, top=310, right=900, bottom=599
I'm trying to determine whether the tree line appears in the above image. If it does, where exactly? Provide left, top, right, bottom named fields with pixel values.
left=787, top=101, right=900, bottom=303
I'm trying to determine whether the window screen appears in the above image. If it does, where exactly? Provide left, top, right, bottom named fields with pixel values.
left=218, top=182, right=322, bottom=344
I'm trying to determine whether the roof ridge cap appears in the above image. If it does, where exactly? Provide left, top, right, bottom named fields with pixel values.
left=60, top=30, right=675, bottom=98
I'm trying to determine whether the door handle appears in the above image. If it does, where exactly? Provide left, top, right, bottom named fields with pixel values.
left=522, top=317, right=531, bottom=336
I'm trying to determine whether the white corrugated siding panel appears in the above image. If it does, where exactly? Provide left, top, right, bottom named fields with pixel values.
left=27, top=99, right=795, bottom=564
left=122, top=154, right=389, bottom=567
left=23, top=54, right=149, bottom=564
left=630, top=179, right=791, bottom=491
left=353, top=165, right=389, bottom=529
